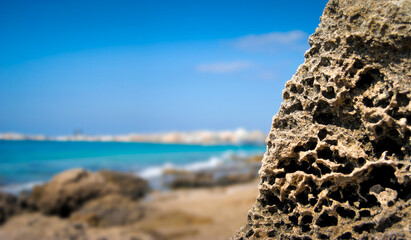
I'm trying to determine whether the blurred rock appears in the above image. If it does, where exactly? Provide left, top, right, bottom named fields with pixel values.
left=0, top=192, right=19, bottom=224
left=28, top=169, right=148, bottom=217
left=244, top=155, right=263, bottom=163
left=165, top=170, right=258, bottom=189
left=166, top=171, right=214, bottom=189
left=70, top=194, right=145, bottom=227
left=98, top=170, right=148, bottom=200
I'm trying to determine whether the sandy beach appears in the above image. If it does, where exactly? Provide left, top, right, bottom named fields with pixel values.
left=0, top=179, right=259, bottom=240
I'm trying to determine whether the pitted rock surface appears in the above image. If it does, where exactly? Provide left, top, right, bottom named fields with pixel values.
left=233, top=0, right=410, bottom=239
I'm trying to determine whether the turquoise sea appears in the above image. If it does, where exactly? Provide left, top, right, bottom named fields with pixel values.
left=0, top=140, right=265, bottom=193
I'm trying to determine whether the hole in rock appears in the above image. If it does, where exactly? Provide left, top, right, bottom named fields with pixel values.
left=307, top=179, right=320, bottom=195
left=325, top=139, right=338, bottom=146
left=358, top=195, right=379, bottom=209
left=336, top=206, right=356, bottom=219
left=304, top=77, right=314, bottom=87
left=387, top=107, right=404, bottom=120
left=286, top=101, right=303, bottom=113
left=317, top=147, right=334, bottom=160
left=306, top=138, right=318, bottom=150
left=353, top=59, right=364, bottom=69
left=322, top=87, right=336, bottom=99
left=267, top=230, right=276, bottom=237
left=316, top=212, right=338, bottom=227
left=367, top=114, right=382, bottom=123
left=274, top=172, right=286, bottom=180
left=300, top=160, right=309, bottom=170
left=375, top=97, right=390, bottom=108
left=319, top=57, right=330, bottom=67
left=356, top=69, right=381, bottom=90
left=375, top=126, right=384, bottom=136
left=314, top=199, right=332, bottom=213
left=279, top=157, right=317, bottom=175
left=363, top=97, right=374, bottom=107
left=323, top=41, right=336, bottom=51
left=291, top=236, right=312, bottom=240
left=309, top=197, right=317, bottom=206
left=246, top=229, right=254, bottom=238
left=337, top=232, right=353, bottom=240
left=296, top=190, right=309, bottom=205
left=376, top=213, right=401, bottom=232
left=357, top=157, right=365, bottom=166
left=335, top=155, right=347, bottom=164
left=350, top=13, right=361, bottom=22
left=301, top=215, right=313, bottom=224
left=329, top=185, right=358, bottom=204
left=314, top=112, right=337, bottom=125
left=294, top=146, right=306, bottom=153
left=290, top=84, right=298, bottom=93
left=274, top=221, right=284, bottom=228
left=353, top=222, right=375, bottom=233
left=320, top=181, right=333, bottom=189
left=359, top=210, right=371, bottom=218
left=280, top=200, right=297, bottom=214
left=289, top=215, right=299, bottom=225
left=259, top=191, right=279, bottom=207
left=301, top=225, right=311, bottom=232
left=315, top=85, right=321, bottom=93
left=283, top=91, right=290, bottom=100
left=396, top=93, right=409, bottom=107
left=318, top=129, right=328, bottom=140
left=307, top=165, right=321, bottom=177
left=336, top=162, right=355, bottom=174
left=267, top=206, right=277, bottom=215
left=317, top=233, right=330, bottom=239
left=317, top=163, right=331, bottom=175
left=372, top=137, right=404, bottom=158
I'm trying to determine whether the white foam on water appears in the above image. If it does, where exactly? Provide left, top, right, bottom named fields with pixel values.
left=137, top=162, right=175, bottom=179
left=0, top=181, right=44, bottom=195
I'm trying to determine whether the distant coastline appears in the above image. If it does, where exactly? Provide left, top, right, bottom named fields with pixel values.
left=0, top=128, right=267, bottom=146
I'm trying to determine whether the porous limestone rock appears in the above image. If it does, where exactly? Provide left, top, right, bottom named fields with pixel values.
left=233, top=0, right=410, bottom=239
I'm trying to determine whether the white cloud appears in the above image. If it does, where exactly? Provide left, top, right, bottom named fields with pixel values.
left=232, top=30, right=308, bottom=52
left=196, top=61, right=252, bottom=73
left=257, top=71, right=277, bottom=81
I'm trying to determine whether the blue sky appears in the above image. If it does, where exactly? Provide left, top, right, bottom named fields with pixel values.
left=0, top=0, right=328, bottom=135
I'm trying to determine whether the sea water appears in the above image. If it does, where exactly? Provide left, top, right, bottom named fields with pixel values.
left=0, top=140, right=265, bottom=193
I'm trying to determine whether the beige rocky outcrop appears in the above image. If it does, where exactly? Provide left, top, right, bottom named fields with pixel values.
left=233, top=0, right=410, bottom=239
left=0, top=192, right=21, bottom=224
left=69, top=194, right=146, bottom=227
left=29, top=169, right=148, bottom=217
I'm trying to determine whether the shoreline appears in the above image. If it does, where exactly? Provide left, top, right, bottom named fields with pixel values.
left=0, top=175, right=260, bottom=240
left=0, top=139, right=266, bottom=147
left=0, top=151, right=264, bottom=195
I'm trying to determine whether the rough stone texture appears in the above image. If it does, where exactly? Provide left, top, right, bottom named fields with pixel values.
left=233, top=0, right=410, bottom=239
left=29, top=169, right=148, bottom=217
